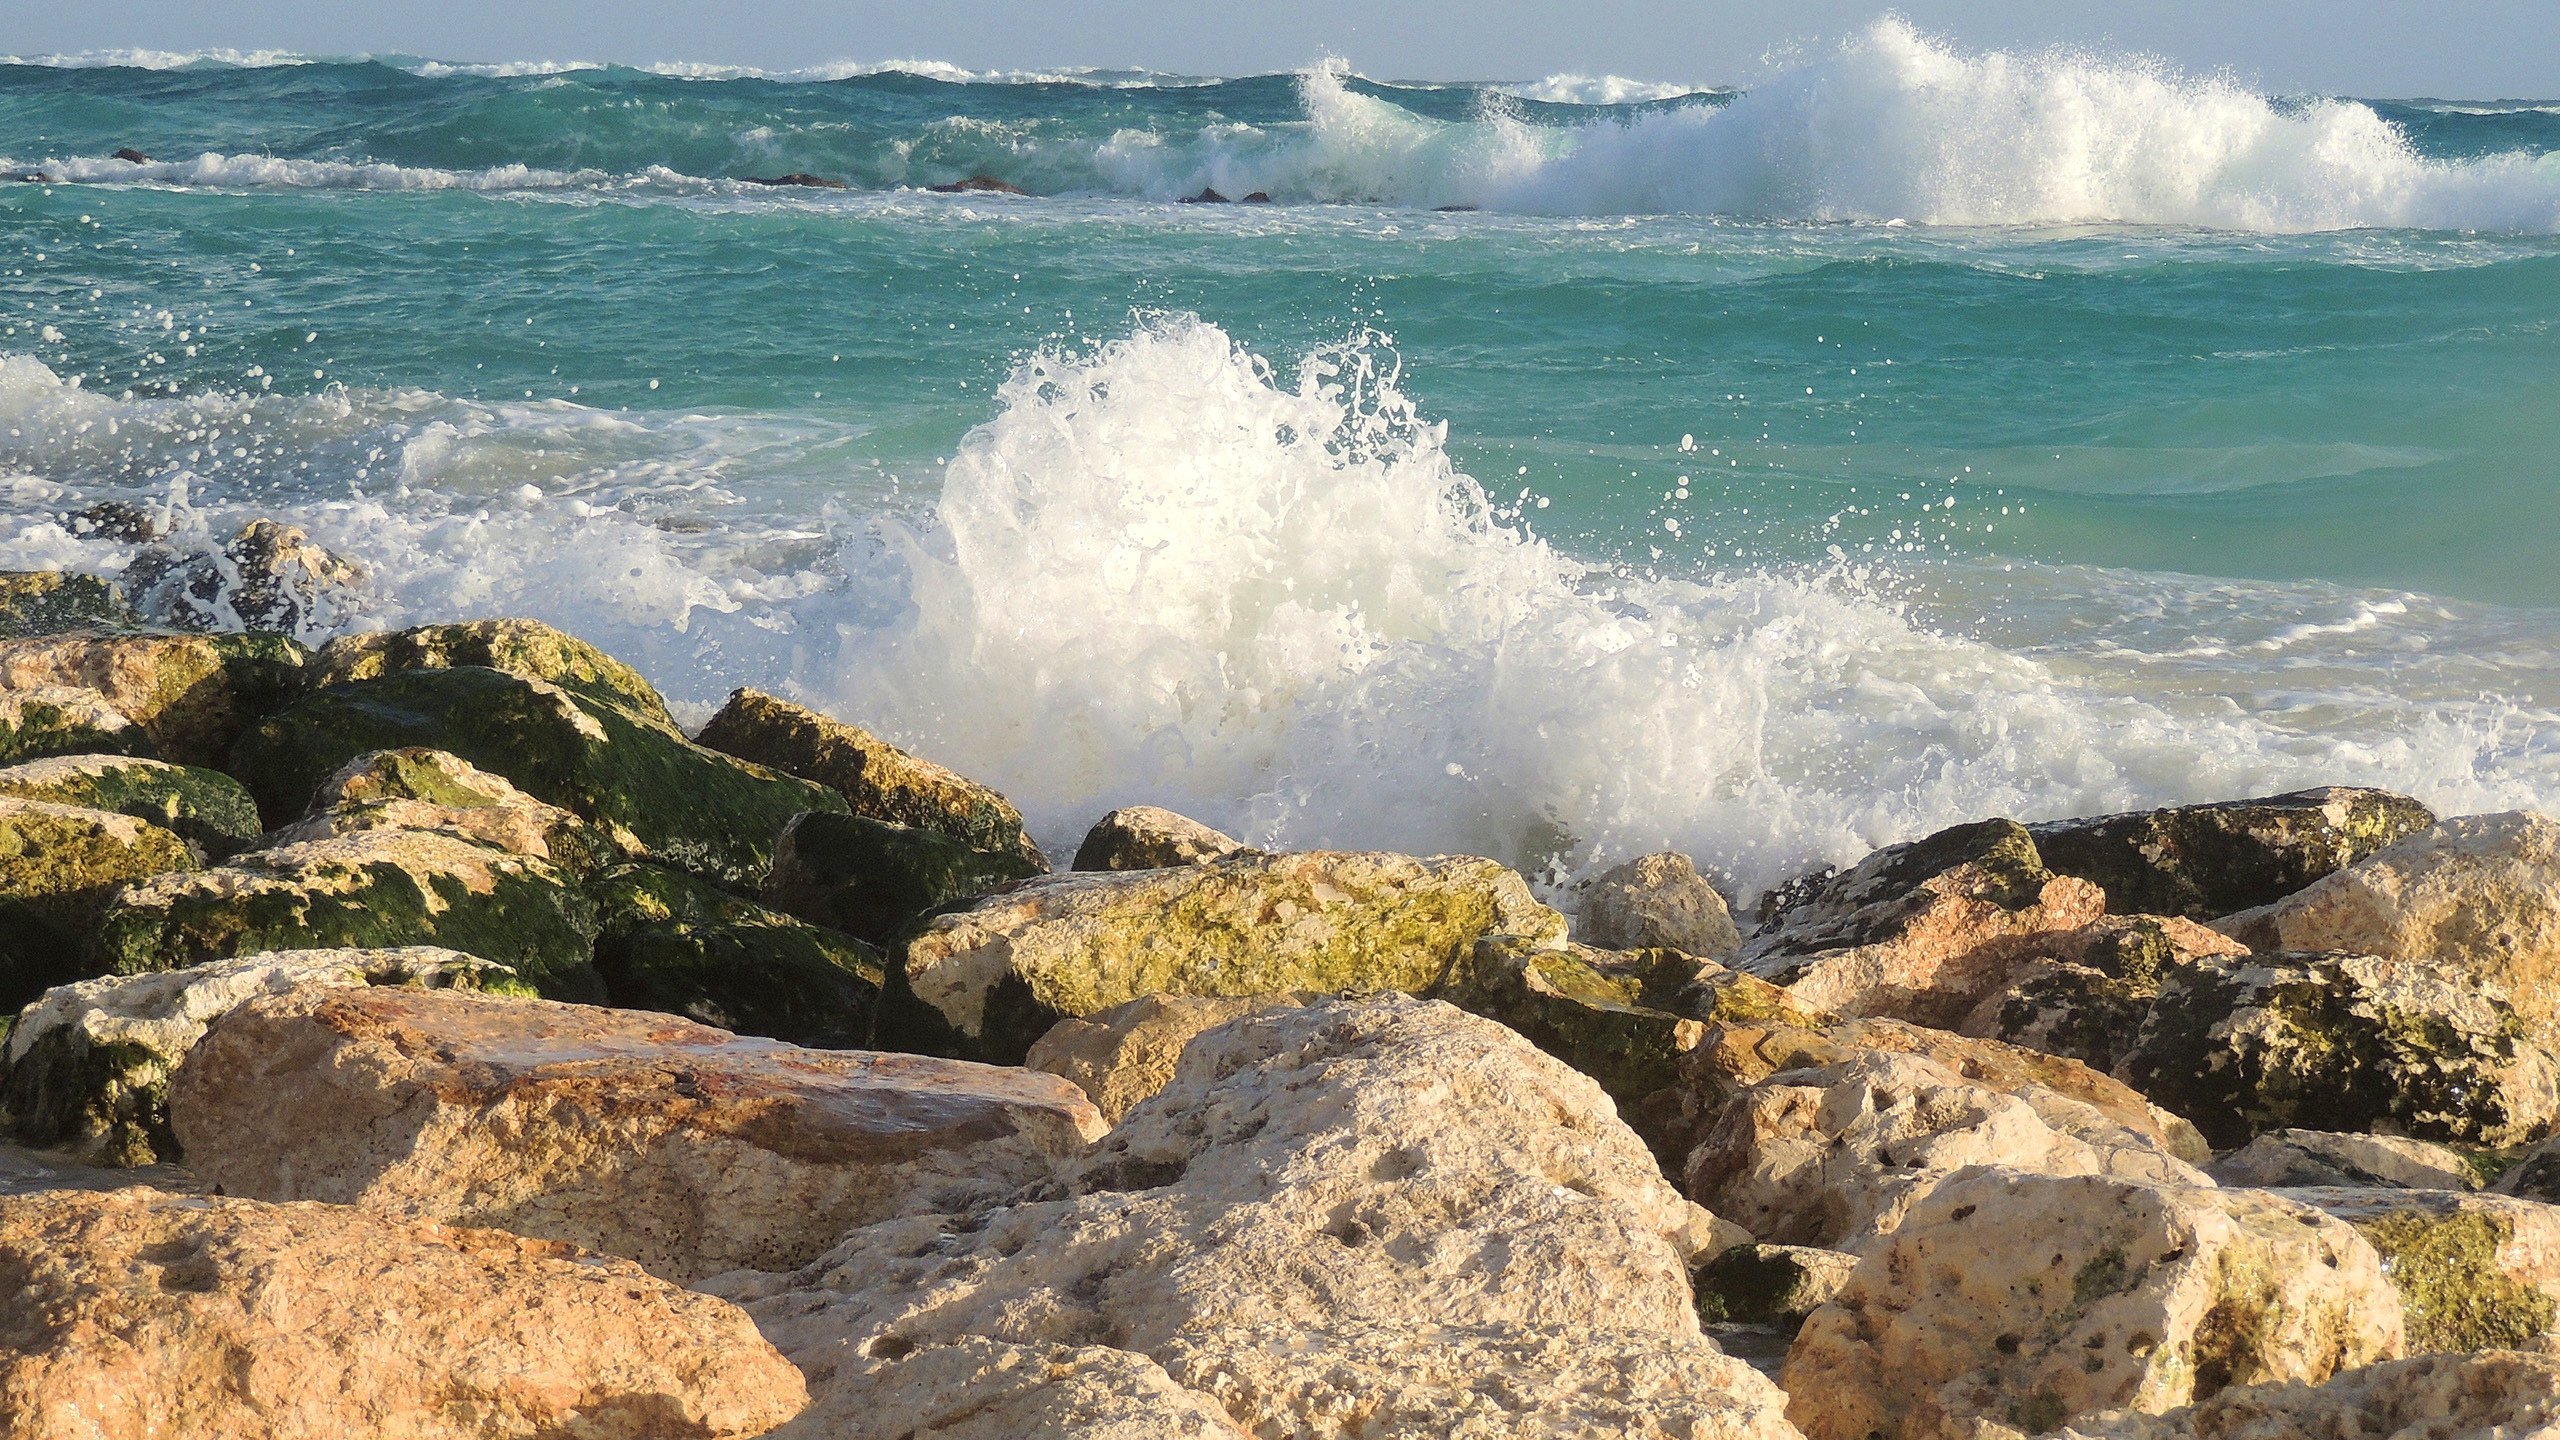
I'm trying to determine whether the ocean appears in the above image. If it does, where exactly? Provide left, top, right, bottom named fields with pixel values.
left=5, top=17, right=2558, bottom=895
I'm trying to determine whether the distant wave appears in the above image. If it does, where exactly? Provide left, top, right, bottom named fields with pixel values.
left=1498, top=73, right=1722, bottom=105
left=8, top=151, right=692, bottom=192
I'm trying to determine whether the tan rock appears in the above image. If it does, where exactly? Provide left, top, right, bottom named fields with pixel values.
left=2218, top=811, right=2560, bottom=1047
left=1687, top=1051, right=2208, bottom=1247
left=2279, top=1188, right=2560, bottom=1354
left=261, top=746, right=613, bottom=876
left=170, top=986, right=1105, bottom=1283
left=0, top=630, right=304, bottom=766
left=2055, top=1351, right=2560, bottom=1440
left=0, top=1186, right=806, bottom=1440
left=719, top=995, right=1798, bottom=1440
left=0, top=684, right=151, bottom=764
left=0, top=797, right=195, bottom=1004
left=1580, top=851, right=1744, bottom=959
left=311, top=617, right=671, bottom=724
left=1959, top=914, right=2251, bottom=1071
left=1781, top=1168, right=2403, bottom=1440
left=2210, top=1130, right=2488, bottom=1191
left=1025, top=992, right=1300, bottom=1125
left=790, top=1336, right=1249, bottom=1439
left=1071, top=805, right=1247, bottom=871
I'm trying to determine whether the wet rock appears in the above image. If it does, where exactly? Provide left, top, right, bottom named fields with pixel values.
left=123, top=519, right=362, bottom=636
left=762, top=809, right=1043, bottom=947
left=1694, top=1243, right=1858, bottom=1331
left=310, top=617, right=670, bottom=724
left=1959, top=914, right=2250, bottom=1072
left=878, top=849, right=1567, bottom=1062
left=0, top=800, right=195, bottom=1007
left=0, top=754, right=260, bottom=861
left=716, top=995, right=1796, bottom=1440
left=263, top=746, right=614, bottom=876
left=0, top=1185, right=808, bottom=1440
left=0, top=571, right=140, bottom=638
left=0, top=630, right=305, bottom=766
left=2279, top=1188, right=2560, bottom=1354
left=2029, top=787, right=2435, bottom=920
left=928, top=174, right=1028, bottom=194
left=696, top=687, right=1041, bottom=867
left=2052, top=1351, right=2560, bottom=1440
left=1577, top=850, right=1744, bottom=958
left=742, top=172, right=848, bottom=188
left=2117, top=949, right=2560, bottom=1151
left=1025, top=992, right=1304, bottom=1126
left=1741, top=818, right=2105, bottom=1028
left=1781, top=1168, right=2402, bottom=1440
left=2494, top=1133, right=2560, bottom=1205
left=170, top=985, right=1105, bottom=1283
left=1685, top=1049, right=2207, bottom=1248
left=111, top=147, right=150, bottom=164
left=1241, top=191, right=1272, bottom=202
left=64, top=500, right=164, bottom=543
left=1070, top=804, right=1246, bottom=871
left=1182, top=187, right=1230, bottom=203
left=2218, top=811, right=2560, bottom=1049
left=2210, top=1129, right=2491, bottom=1191
left=228, top=666, right=842, bottom=889
left=0, top=685, right=153, bottom=764
left=590, top=861, right=883, bottom=1048
left=92, top=829, right=602, bottom=1000
left=0, top=946, right=515, bottom=1166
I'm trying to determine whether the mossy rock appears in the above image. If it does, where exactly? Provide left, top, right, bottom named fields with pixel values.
left=311, top=618, right=673, bottom=725
left=0, top=754, right=260, bottom=861
left=1976, top=916, right=2200, bottom=1074
left=696, top=687, right=1042, bottom=868
left=0, top=799, right=198, bottom=1009
left=589, top=862, right=883, bottom=1048
left=89, top=830, right=602, bottom=1001
left=1758, top=818, right=2056, bottom=945
left=270, top=747, right=617, bottom=879
left=1692, top=1243, right=1857, bottom=1330
left=0, top=572, right=141, bottom=639
left=2030, top=787, right=2437, bottom=920
left=0, top=687, right=155, bottom=766
left=764, top=809, right=1046, bottom=947
left=2286, top=1191, right=2560, bottom=1354
left=226, top=666, right=846, bottom=890
left=0, top=630, right=306, bottom=766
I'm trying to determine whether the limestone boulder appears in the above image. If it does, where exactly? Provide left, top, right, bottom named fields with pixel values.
left=1686, top=1050, right=2207, bottom=1248
left=0, top=629, right=305, bottom=766
left=794, top=1336, right=1251, bottom=1440
left=122, top=519, right=363, bottom=636
left=0, top=1186, right=806, bottom=1440
left=2210, top=1130, right=2489, bottom=1191
left=0, top=754, right=260, bottom=860
left=878, top=849, right=1568, bottom=1062
left=2218, top=812, right=2560, bottom=1049
left=1781, top=1168, right=2403, bottom=1440
left=762, top=809, right=1044, bottom=947
left=1024, top=993, right=1300, bottom=1126
left=697, top=687, right=1043, bottom=868
left=170, top=986, right=1106, bottom=1283
left=2030, top=787, right=2435, bottom=921
left=263, top=746, right=614, bottom=876
left=2280, top=1188, right=2560, bottom=1355
left=0, top=685, right=152, bottom=765
left=227, top=666, right=843, bottom=889
left=0, top=947, right=515, bottom=1166
left=0, top=799, right=195, bottom=1006
left=2054, top=1352, right=2560, bottom=1440
left=589, top=861, right=882, bottom=1048
left=0, top=572, right=139, bottom=638
left=1578, top=851, right=1744, bottom=958
left=1959, top=914, right=2251, bottom=1071
left=1071, top=805, right=1246, bottom=872
left=717, top=995, right=1798, bottom=1440
left=309, top=616, right=670, bottom=723
left=1694, top=1243, right=1859, bottom=1330
left=1741, top=818, right=2105, bottom=1027
left=91, top=829, right=602, bottom=1001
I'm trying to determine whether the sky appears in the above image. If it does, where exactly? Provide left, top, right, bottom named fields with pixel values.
left=11, top=0, right=2560, bottom=98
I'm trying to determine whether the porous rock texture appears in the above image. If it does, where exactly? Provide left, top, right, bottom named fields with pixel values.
left=1578, top=850, right=1744, bottom=958
left=2028, top=787, right=2435, bottom=920
left=262, top=746, right=614, bottom=876
left=1781, top=1167, right=2404, bottom=1440
left=1959, top=914, right=2251, bottom=1068
left=1024, top=992, right=1300, bottom=1125
left=1685, top=1050, right=2208, bottom=1248
left=1, top=946, right=515, bottom=1167
left=169, top=985, right=1106, bottom=1283
left=2209, top=1129, right=2488, bottom=1191
left=0, top=1186, right=807, bottom=1440
left=1742, top=818, right=2105, bottom=1028
left=879, top=849, right=1569, bottom=1062
left=1071, top=804, right=1247, bottom=871
left=0, top=684, right=152, bottom=765
left=0, top=798, right=195, bottom=1004
left=2277, top=1187, right=2560, bottom=1354
left=819, top=1336, right=1252, bottom=1439
left=0, top=629, right=304, bottom=766
left=310, top=617, right=672, bottom=723
left=718, top=995, right=1801, bottom=1440
left=2050, top=1351, right=2560, bottom=1440
left=0, top=753, right=261, bottom=860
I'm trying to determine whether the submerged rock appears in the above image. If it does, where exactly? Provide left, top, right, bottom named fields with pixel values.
left=0, top=1186, right=807, bottom=1440
left=741, top=172, right=848, bottom=188
left=2052, top=1351, right=2560, bottom=1440
left=1781, top=1168, right=2402, bottom=1440
left=0, top=685, right=153, bottom=765
left=1071, top=804, right=1246, bottom=871
left=2210, top=1129, right=2491, bottom=1191
left=1577, top=851, right=1744, bottom=958
left=0, top=754, right=260, bottom=861
left=2278, top=1188, right=2560, bottom=1354
left=0, top=946, right=516, bottom=1166
left=1024, top=992, right=1301, bottom=1126
left=264, top=746, right=614, bottom=876
left=589, top=861, right=883, bottom=1048
left=0, top=800, right=195, bottom=1007
left=92, top=829, right=602, bottom=1000
left=878, top=849, right=1567, bottom=1062
left=171, top=985, right=1106, bottom=1283
left=696, top=686, right=1041, bottom=867
left=762, top=809, right=1044, bottom=947
left=309, top=617, right=672, bottom=724
left=928, top=174, right=1028, bottom=194
left=0, top=571, right=139, bottom=638
left=229, top=666, right=842, bottom=888
left=2029, top=787, right=2435, bottom=920
left=123, top=519, right=362, bottom=636
left=0, top=629, right=305, bottom=767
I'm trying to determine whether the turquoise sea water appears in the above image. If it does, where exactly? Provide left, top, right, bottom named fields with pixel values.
left=5, top=21, right=2560, bottom=890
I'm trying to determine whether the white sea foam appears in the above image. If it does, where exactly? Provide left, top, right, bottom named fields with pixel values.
left=1501, top=74, right=1721, bottom=105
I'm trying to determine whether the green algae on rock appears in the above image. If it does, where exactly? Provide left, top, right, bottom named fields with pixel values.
left=0, top=799, right=197, bottom=1008
left=2277, top=1188, right=2560, bottom=1355
left=0, top=754, right=260, bottom=861
left=266, top=747, right=616, bottom=878
left=877, top=849, right=1568, bottom=1063
left=227, top=666, right=844, bottom=889
left=1692, top=1243, right=1856, bottom=1331
left=90, top=829, right=602, bottom=1001
left=1959, top=914, right=2251, bottom=1072
left=763, top=809, right=1045, bottom=948
left=589, top=861, right=883, bottom=1049
left=0, top=630, right=306, bottom=767
left=0, top=685, right=155, bottom=766
left=2029, top=787, right=2436, bottom=921
left=0, top=572, right=141, bottom=639
left=696, top=687, right=1043, bottom=869
left=0, top=946, right=521, bottom=1167
left=310, top=618, right=674, bottom=726
left=2047, top=1352, right=2560, bottom=1440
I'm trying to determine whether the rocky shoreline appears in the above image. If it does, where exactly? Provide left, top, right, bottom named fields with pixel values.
left=5, top=554, right=2560, bottom=1438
